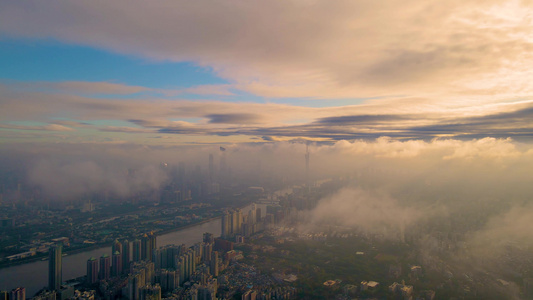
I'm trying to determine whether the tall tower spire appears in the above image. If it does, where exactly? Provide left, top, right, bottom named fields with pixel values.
left=305, top=143, right=310, bottom=192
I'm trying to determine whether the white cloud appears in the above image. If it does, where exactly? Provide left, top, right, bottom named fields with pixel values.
left=0, top=0, right=531, bottom=103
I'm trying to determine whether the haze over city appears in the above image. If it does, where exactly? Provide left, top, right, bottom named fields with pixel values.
left=1, top=1, right=533, bottom=299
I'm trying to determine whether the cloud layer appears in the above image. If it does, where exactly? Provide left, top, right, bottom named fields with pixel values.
left=0, top=0, right=532, bottom=143
left=1, top=0, right=531, bottom=100
left=2, top=82, right=533, bottom=143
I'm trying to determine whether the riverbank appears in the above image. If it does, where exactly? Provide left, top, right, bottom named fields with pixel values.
left=0, top=215, right=223, bottom=270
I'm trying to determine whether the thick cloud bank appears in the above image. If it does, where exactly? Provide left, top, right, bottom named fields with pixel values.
left=305, top=188, right=423, bottom=235
left=28, top=160, right=167, bottom=199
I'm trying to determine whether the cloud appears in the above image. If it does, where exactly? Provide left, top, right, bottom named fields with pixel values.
left=0, top=0, right=532, bottom=146
left=261, top=136, right=280, bottom=142
left=99, top=126, right=156, bottom=133
left=303, top=188, right=424, bottom=239
left=467, top=206, right=533, bottom=257
left=3, top=82, right=533, bottom=142
left=2, top=136, right=533, bottom=205
left=206, top=113, right=263, bottom=124
left=52, top=120, right=92, bottom=127
left=28, top=159, right=168, bottom=199
left=0, top=123, right=75, bottom=131
left=316, top=114, right=409, bottom=125
left=0, top=0, right=531, bottom=102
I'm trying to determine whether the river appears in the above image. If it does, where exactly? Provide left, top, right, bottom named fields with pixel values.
left=0, top=203, right=263, bottom=296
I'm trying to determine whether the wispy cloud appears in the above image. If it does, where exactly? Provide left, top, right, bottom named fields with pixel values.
left=0, top=123, right=75, bottom=131
left=206, top=113, right=264, bottom=124
left=99, top=126, right=156, bottom=133
left=3, top=82, right=533, bottom=142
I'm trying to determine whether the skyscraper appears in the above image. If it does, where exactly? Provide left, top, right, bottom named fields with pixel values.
left=256, top=207, right=262, bottom=223
left=248, top=203, right=256, bottom=225
left=202, top=242, right=213, bottom=263
left=9, top=288, right=25, bottom=300
left=141, top=234, right=149, bottom=261
left=48, top=244, right=62, bottom=291
left=203, top=232, right=214, bottom=244
left=210, top=251, right=219, bottom=277
left=141, top=284, right=162, bottom=300
left=219, top=147, right=227, bottom=185
left=132, top=239, right=141, bottom=262
left=112, top=239, right=122, bottom=256
left=221, top=211, right=231, bottom=238
left=122, top=239, right=130, bottom=272
left=99, top=254, right=111, bottom=280
left=148, top=232, right=157, bottom=261
left=305, top=143, right=310, bottom=192
left=112, top=251, right=122, bottom=277
left=86, top=257, right=99, bottom=284
left=232, top=209, right=242, bottom=235
left=141, top=232, right=157, bottom=262
left=208, top=154, right=214, bottom=183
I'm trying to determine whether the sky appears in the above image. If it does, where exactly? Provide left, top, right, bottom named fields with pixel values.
left=0, top=0, right=531, bottom=145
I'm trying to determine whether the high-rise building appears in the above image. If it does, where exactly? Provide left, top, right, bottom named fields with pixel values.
left=112, top=239, right=122, bottom=256
left=202, top=242, right=213, bottom=263
left=242, top=289, right=257, bottom=300
left=166, top=245, right=180, bottom=270
left=132, top=239, right=142, bottom=262
left=141, top=232, right=157, bottom=262
left=122, top=239, right=131, bottom=272
left=99, top=254, right=111, bottom=280
left=112, top=251, right=123, bottom=277
left=232, top=209, right=242, bottom=235
left=48, top=244, right=62, bottom=291
left=33, top=290, right=56, bottom=300
left=126, top=271, right=145, bottom=300
left=305, top=143, right=310, bottom=192
left=176, top=259, right=185, bottom=286
left=188, top=250, right=196, bottom=279
left=141, top=234, right=149, bottom=261
left=9, top=288, right=25, bottom=300
left=141, top=284, right=161, bottom=300
left=153, top=248, right=164, bottom=270
left=58, top=286, right=74, bottom=300
left=153, top=244, right=180, bottom=271
left=0, top=290, right=8, bottom=300
left=210, top=251, right=219, bottom=277
left=159, top=269, right=178, bottom=293
left=149, top=232, right=157, bottom=260
left=256, top=207, right=262, bottom=223
left=203, top=232, right=214, bottom=244
left=221, top=211, right=231, bottom=238
left=208, top=154, right=214, bottom=183
left=130, top=260, right=155, bottom=285
left=219, top=148, right=227, bottom=183
left=86, top=257, right=99, bottom=284
left=193, top=242, right=203, bottom=265
left=248, top=204, right=256, bottom=225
